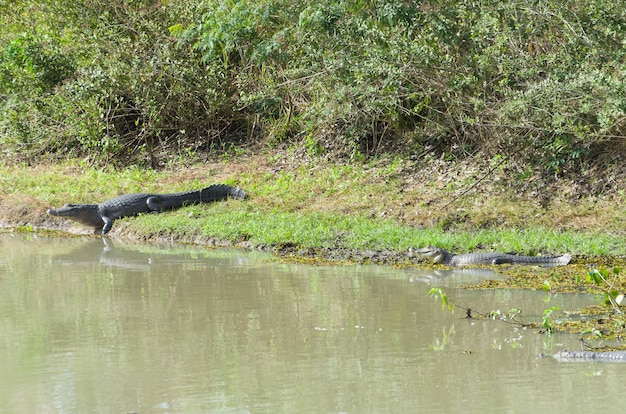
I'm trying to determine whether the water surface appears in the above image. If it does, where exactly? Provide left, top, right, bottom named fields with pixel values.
left=0, top=234, right=622, bottom=413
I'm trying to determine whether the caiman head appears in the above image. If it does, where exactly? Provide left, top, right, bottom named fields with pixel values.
left=410, top=245, right=450, bottom=264
left=47, top=203, right=102, bottom=228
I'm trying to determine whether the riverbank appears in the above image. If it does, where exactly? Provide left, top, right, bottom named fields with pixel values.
left=2, top=151, right=625, bottom=252
left=1, top=150, right=625, bottom=255
left=2, top=151, right=626, bottom=341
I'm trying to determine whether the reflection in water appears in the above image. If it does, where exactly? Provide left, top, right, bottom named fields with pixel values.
left=0, top=234, right=620, bottom=413
left=406, top=267, right=504, bottom=286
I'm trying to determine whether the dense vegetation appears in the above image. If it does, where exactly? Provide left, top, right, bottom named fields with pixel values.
left=1, top=0, right=625, bottom=170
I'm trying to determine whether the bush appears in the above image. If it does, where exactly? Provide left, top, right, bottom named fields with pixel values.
left=0, top=0, right=625, bottom=170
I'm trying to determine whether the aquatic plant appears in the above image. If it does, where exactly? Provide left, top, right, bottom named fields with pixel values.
left=541, top=307, right=561, bottom=335
left=428, top=288, right=534, bottom=329
left=586, top=267, right=624, bottom=312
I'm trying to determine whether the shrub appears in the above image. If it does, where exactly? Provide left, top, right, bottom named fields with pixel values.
left=0, top=0, right=625, bottom=171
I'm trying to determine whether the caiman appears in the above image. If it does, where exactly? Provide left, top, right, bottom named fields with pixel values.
left=47, top=184, right=245, bottom=234
left=410, top=245, right=571, bottom=267
left=546, top=349, right=626, bottom=362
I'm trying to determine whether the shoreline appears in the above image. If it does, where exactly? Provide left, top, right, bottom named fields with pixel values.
left=1, top=152, right=624, bottom=260
left=3, top=210, right=626, bottom=342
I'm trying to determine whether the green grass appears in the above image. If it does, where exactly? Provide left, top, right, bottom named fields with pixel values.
left=0, top=163, right=162, bottom=203
left=1, top=160, right=624, bottom=257
left=131, top=204, right=624, bottom=256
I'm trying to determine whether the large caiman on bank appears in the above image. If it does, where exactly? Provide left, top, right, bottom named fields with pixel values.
left=47, top=184, right=245, bottom=234
left=411, top=245, right=571, bottom=267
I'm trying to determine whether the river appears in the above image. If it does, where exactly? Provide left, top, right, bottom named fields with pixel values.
left=0, top=234, right=623, bottom=413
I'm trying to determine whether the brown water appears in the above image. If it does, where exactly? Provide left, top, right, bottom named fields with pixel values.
left=0, top=234, right=624, bottom=413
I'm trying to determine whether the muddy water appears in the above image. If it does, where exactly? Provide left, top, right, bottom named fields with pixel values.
left=0, top=234, right=624, bottom=413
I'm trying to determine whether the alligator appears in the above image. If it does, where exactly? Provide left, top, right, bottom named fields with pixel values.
left=410, top=245, right=571, bottom=267
left=546, top=349, right=626, bottom=362
left=47, top=184, right=245, bottom=234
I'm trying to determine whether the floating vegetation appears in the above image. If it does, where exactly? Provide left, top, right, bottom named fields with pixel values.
left=434, top=259, right=626, bottom=342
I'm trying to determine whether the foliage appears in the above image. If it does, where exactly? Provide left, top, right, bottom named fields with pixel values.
left=541, top=306, right=561, bottom=335
left=0, top=0, right=625, bottom=169
left=428, top=288, right=554, bottom=333
left=428, top=288, right=455, bottom=313
left=587, top=266, right=624, bottom=311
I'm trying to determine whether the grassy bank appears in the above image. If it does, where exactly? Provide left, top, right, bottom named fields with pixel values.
left=1, top=153, right=624, bottom=257
left=3, top=155, right=626, bottom=343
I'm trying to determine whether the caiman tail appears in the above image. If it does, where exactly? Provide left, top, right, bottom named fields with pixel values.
left=156, top=184, right=246, bottom=210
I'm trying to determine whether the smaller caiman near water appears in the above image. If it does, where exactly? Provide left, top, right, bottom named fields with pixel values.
left=47, top=184, right=245, bottom=234
left=545, top=349, right=626, bottom=362
left=410, top=245, right=571, bottom=267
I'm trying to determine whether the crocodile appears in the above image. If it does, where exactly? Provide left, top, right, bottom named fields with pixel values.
left=410, top=245, right=571, bottom=267
left=47, top=184, right=245, bottom=234
left=547, top=349, right=626, bottom=362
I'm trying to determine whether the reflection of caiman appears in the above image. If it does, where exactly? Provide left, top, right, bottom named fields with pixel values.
left=411, top=246, right=571, bottom=267
left=548, top=349, right=626, bottom=362
left=47, top=184, right=245, bottom=234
